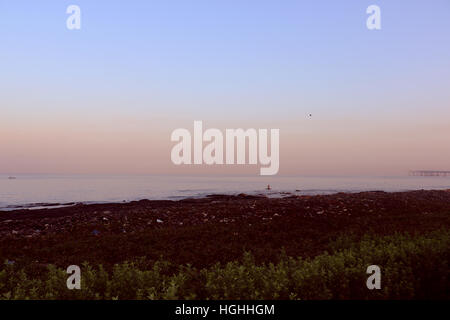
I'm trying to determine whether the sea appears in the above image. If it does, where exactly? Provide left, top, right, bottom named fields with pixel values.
left=1, top=174, right=450, bottom=211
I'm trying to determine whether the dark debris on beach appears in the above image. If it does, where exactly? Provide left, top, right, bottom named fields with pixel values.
left=1, top=190, right=449, bottom=269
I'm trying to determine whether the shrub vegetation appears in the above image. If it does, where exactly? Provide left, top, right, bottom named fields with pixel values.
left=1, top=229, right=448, bottom=299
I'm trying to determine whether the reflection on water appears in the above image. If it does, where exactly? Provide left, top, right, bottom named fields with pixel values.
left=1, top=174, right=450, bottom=210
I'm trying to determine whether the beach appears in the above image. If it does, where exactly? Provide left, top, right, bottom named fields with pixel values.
left=2, top=174, right=450, bottom=211
left=1, top=189, right=449, bottom=299
left=1, top=189, right=449, bottom=268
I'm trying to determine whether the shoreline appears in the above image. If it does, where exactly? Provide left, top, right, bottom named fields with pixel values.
left=0, top=190, right=328, bottom=212
left=1, top=188, right=450, bottom=222
left=1, top=188, right=449, bottom=299
left=2, top=187, right=450, bottom=212
left=0, top=189, right=448, bottom=276
left=0, top=189, right=449, bottom=253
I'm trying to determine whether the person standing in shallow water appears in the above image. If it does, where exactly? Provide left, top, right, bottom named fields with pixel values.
left=266, top=184, right=271, bottom=190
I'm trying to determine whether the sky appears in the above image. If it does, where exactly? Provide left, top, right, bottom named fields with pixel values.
left=0, top=0, right=449, bottom=176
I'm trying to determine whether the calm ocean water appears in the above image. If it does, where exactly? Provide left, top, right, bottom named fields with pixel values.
left=1, top=174, right=450, bottom=210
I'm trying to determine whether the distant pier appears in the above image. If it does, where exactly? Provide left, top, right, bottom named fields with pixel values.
left=409, top=170, right=450, bottom=177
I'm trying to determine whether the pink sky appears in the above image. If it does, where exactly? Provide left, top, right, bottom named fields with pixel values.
left=2, top=103, right=450, bottom=176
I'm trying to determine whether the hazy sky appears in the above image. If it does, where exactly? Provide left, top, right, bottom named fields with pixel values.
left=1, top=0, right=449, bottom=175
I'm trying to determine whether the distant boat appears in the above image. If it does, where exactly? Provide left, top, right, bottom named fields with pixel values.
left=7, top=176, right=16, bottom=180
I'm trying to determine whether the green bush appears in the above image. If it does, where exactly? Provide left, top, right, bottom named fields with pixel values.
left=1, top=229, right=448, bottom=299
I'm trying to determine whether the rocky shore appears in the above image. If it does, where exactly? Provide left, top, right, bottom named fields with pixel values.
left=1, top=190, right=449, bottom=269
